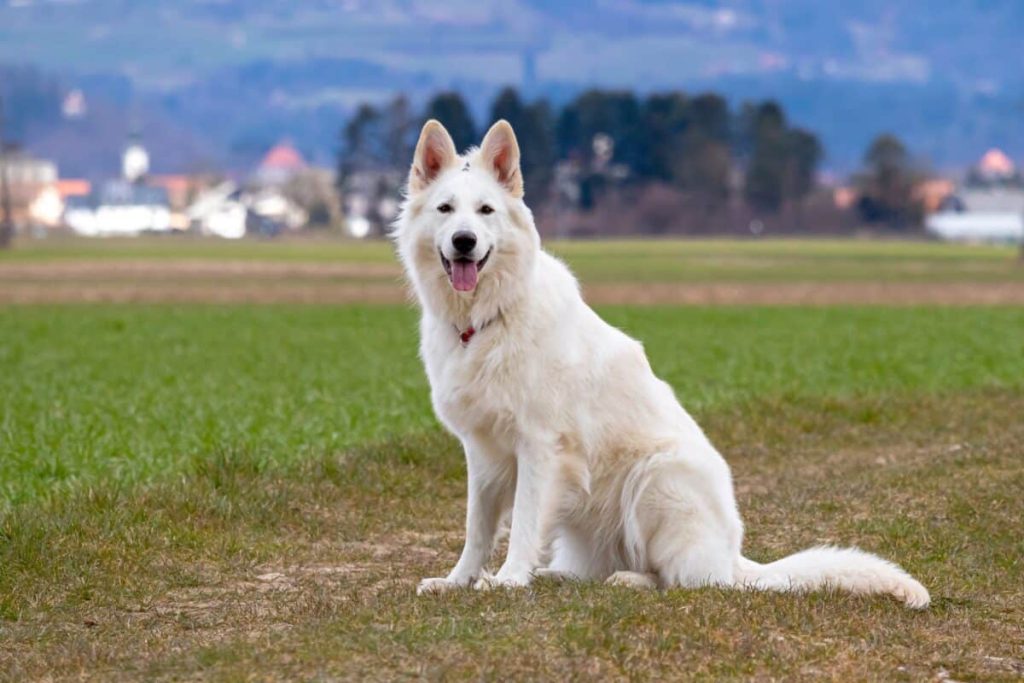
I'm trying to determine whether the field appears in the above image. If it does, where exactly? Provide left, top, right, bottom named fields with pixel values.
left=1, top=238, right=1023, bottom=680
left=3, top=237, right=1024, bottom=306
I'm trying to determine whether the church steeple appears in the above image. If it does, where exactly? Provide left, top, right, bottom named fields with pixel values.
left=122, top=123, right=149, bottom=183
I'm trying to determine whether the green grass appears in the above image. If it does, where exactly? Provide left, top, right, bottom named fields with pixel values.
left=0, top=306, right=429, bottom=506
left=1, top=253, right=1023, bottom=678
left=2, top=389, right=1022, bottom=680
left=4, top=235, right=1023, bottom=283
left=2, top=305, right=1022, bottom=507
left=556, top=238, right=1024, bottom=283
left=0, top=236, right=400, bottom=264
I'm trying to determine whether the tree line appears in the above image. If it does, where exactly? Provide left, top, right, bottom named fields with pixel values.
left=337, top=87, right=940, bottom=236
left=338, top=88, right=825, bottom=213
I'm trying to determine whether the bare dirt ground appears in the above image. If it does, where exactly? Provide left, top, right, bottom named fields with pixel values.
left=3, top=259, right=1024, bottom=305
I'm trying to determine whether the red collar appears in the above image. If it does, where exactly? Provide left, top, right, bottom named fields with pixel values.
left=455, top=313, right=500, bottom=346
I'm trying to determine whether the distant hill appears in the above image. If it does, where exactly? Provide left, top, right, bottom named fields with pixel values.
left=1, top=0, right=1021, bottom=175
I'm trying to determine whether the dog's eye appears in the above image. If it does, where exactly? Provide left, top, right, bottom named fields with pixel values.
left=479, top=204, right=494, bottom=215
left=437, top=203, right=453, bottom=214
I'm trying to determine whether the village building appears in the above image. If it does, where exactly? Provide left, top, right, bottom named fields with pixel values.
left=926, top=148, right=1024, bottom=243
left=253, top=141, right=307, bottom=186
left=65, top=181, right=171, bottom=236
left=122, top=133, right=150, bottom=183
left=151, top=174, right=212, bottom=230
left=338, top=168, right=402, bottom=238
left=64, top=135, right=173, bottom=236
left=187, top=181, right=248, bottom=239
left=0, top=147, right=61, bottom=232
left=244, top=140, right=315, bottom=234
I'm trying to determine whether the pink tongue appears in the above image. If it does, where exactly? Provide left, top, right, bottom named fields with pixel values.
left=451, top=260, right=479, bottom=291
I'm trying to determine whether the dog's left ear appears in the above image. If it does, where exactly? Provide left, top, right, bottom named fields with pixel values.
left=480, top=120, right=523, bottom=198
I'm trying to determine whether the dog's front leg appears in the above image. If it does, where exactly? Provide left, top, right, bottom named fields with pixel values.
left=476, top=444, right=552, bottom=590
left=418, top=442, right=512, bottom=595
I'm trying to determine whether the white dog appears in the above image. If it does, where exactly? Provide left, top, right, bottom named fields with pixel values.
left=394, top=119, right=930, bottom=608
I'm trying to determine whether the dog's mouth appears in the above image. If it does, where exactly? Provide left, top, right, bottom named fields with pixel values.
left=440, top=248, right=491, bottom=292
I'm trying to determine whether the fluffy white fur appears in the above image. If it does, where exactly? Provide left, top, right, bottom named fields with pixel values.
left=394, top=119, right=930, bottom=609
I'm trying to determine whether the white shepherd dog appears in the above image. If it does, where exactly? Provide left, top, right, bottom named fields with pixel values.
left=394, top=119, right=930, bottom=608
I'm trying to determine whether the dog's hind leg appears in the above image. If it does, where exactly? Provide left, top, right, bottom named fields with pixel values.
left=649, top=528, right=736, bottom=588
left=627, top=452, right=743, bottom=590
left=536, top=526, right=607, bottom=582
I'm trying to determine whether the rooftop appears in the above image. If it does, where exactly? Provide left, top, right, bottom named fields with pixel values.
left=259, top=142, right=306, bottom=172
left=977, top=148, right=1016, bottom=177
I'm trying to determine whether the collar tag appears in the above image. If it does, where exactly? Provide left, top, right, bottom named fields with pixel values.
left=459, top=326, right=476, bottom=345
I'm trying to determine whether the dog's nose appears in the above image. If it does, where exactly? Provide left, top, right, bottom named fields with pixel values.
left=452, top=231, right=477, bottom=255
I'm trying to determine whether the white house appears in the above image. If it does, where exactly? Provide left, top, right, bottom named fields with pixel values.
left=65, top=181, right=172, bottom=236
left=248, top=186, right=308, bottom=232
left=187, top=181, right=248, bottom=239
left=63, top=134, right=174, bottom=236
left=339, top=169, right=402, bottom=238
left=926, top=149, right=1024, bottom=244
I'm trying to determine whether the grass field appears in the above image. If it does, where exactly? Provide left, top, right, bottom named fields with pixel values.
left=1, top=238, right=1023, bottom=680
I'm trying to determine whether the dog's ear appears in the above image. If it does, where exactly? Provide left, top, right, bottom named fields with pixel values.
left=410, top=120, right=458, bottom=193
left=479, top=120, right=523, bottom=198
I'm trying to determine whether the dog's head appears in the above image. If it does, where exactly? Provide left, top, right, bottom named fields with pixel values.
left=394, top=119, right=539, bottom=324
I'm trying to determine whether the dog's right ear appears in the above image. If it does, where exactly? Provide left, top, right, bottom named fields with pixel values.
left=410, top=120, right=458, bottom=194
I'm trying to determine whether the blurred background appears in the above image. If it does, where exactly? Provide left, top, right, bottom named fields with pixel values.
left=1, top=0, right=1023, bottom=245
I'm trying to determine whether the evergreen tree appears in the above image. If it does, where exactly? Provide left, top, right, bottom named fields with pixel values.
left=339, top=103, right=386, bottom=179
left=424, top=92, right=476, bottom=151
left=857, top=134, right=919, bottom=228
left=490, top=87, right=556, bottom=199
left=680, top=94, right=732, bottom=207
left=783, top=128, right=823, bottom=203
left=744, top=101, right=789, bottom=212
left=383, top=95, right=417, bottom=169
left=639, top=92, right=690, bottom=181
left=556, top=90, right=645, bottom=173
left=690, top=93, right=730, bottom=144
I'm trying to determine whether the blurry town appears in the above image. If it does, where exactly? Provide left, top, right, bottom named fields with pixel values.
left=1, top=86, right=1023, bottom=248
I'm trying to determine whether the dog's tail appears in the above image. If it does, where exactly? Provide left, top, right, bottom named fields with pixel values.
left=733, top=545, right=930, bottom=609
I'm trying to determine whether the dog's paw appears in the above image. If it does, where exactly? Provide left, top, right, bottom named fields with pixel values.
left=533, top=567, right=577, bottom=583
left=473, top=572, right=532, bottom=591
left=417, top=577, right=466, bottom=596
left=605, top=571, right=658, bottom=590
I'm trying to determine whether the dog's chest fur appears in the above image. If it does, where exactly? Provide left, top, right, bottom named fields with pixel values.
left=422, top=318, right=539, bottom=442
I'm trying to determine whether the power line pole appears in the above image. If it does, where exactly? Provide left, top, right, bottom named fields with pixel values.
left=0, top=94, right=13, bottom=249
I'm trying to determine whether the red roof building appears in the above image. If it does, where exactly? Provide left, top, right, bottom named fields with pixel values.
left=55, top=179, right=92, bottom=199
left=254, top=141, right=307, bottom=186
left=259, top=142, right=307, bottom=173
